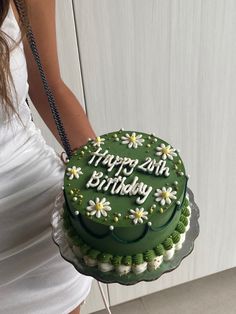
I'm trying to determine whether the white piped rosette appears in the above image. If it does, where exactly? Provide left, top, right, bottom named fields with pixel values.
left=132, top=262, right=148, bottom=275
left=175, top=235, right=185, bottom=251
left=116, top=264, right=132, bottom=276
left=98, top=262, right=114, bottom=273
left=163, top=247, right=175, bottom=261
left=147, top=255, right=163, bottom=271
left=83, top=255, right=97, bottom=267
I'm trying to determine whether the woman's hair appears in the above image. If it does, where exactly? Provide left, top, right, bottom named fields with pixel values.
left=0, top=0, right=27, bottom=119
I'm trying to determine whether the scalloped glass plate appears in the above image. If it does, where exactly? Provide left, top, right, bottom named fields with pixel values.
left=51, top=188, right=199, bottom=285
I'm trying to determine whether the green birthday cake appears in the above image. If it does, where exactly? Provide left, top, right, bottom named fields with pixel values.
left=63, top=130, right=191, bottom=276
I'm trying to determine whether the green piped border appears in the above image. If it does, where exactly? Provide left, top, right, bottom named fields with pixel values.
left=63, top=198, right=190, bottom=269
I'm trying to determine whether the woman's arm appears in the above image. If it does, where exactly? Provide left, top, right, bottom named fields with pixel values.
left=20, top=0, right=96, bottom=148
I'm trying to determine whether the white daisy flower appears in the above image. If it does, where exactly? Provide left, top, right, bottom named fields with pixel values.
left=156, top=143, right=177, bottom=160
left=121, top=132, right=144, bottom=149
left=129, top=208, right=148, bottom=224
left=92, top=136, right=105, bottom=147
left=154, top=187, right=177, bottom=206
left=86, top=197, right=111, bottom=218
left=66, top=166, right=83, bottom=180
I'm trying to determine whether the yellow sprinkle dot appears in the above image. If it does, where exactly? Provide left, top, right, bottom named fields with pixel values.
left=114, top=217, right=119, bottom=222
left=160, top=208, right=164, bottom=214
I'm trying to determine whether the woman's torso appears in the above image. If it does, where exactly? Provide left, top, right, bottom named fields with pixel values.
left=0, top=4, right=65, bottom=286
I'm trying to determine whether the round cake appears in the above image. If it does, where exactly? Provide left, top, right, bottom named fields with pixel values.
left=63, top=130, right=191, bottom=276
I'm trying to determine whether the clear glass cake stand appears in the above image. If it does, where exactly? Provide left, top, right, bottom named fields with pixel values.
left=51, top=188, right=199, bottom=286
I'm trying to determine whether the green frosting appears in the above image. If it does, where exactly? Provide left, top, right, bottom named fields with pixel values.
left=144, top=250, right=156, bottom=262
left=64, top=130, right=188, bottom=256
left=154, top=244, right=164, bottom=256
left=87, top=249, right=100, bottom=259
left=122, top=256, right=132, bottom=266
left=163, top=238, right=174, bottom=250
left=112, top=255, right=123, bottom=266
left=97, top=253, right=113, bottom=263
left=182, top=207, right=190, bottom=217
left=183, top=198, right=189, bottom=207
left=171, top=231, right=181, bottom=244
left=132, top=253, right=144, bottom=265
left=176, top=222, right=186, bottom=234
left=180, top=214, right=188, bottom=226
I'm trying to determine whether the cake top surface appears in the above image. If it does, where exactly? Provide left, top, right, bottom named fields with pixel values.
left=64, top=130, right=187, bottom=228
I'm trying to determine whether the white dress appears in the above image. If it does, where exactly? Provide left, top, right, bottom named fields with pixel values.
left=0, top=4, right=92, bottom=314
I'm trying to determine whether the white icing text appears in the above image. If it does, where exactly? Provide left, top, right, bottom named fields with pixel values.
left=88, top=147, right=139, bottom=177
left=137, top=157, right=170, bottom=177
left=86, top=171, right=153, bottom=205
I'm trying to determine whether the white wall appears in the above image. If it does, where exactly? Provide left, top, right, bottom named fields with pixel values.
left=32, top=0, right=236, bottom=312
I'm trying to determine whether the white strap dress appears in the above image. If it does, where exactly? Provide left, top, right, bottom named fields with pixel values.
left=0, top=4, right=92, bottom=314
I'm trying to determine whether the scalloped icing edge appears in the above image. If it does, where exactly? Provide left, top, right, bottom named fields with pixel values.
left=63, top=199, right=192, bottom=276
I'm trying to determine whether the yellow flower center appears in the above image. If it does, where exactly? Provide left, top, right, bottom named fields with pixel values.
left=162, top=147, right=170, bottom=154
left=162, top=191, right=170, bottom=199
left=95, top=203, right=104, bottom=211
left=96, top=137, right=101, bottom=143
left=130, top=135, right=136, bottom=143
left=71, top=168, right=78, bottom=175
left=135, top=211, right=143, bottom=219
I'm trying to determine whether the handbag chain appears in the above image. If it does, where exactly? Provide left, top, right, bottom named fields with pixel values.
left=13, top=0, right=73, bottom=159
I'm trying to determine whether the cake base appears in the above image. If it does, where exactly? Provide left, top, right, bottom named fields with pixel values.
left=51, top=188, right=199, bottom=285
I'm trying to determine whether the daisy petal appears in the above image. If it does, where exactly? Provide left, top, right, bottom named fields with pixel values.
left=101, top=210, right=107, bottom=217
left=166, top=198, right=171, bottom=205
